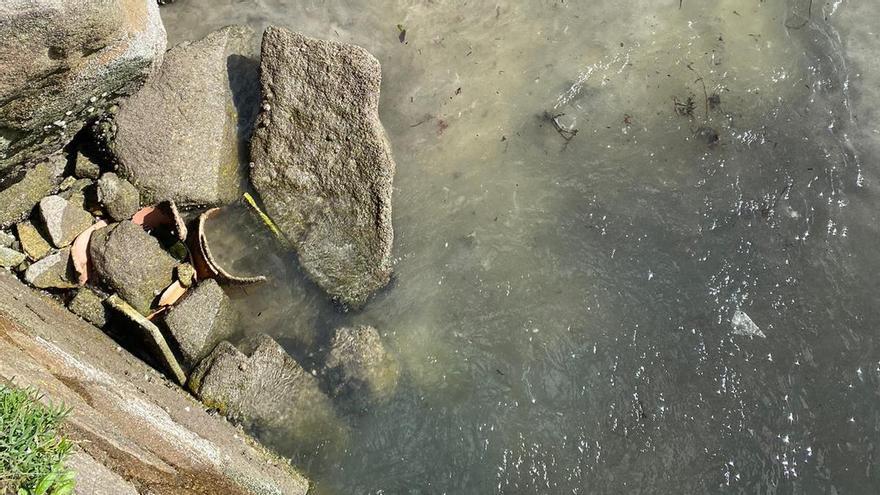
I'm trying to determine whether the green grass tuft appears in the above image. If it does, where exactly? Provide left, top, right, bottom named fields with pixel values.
left=0, top=384, right=75, bottom=495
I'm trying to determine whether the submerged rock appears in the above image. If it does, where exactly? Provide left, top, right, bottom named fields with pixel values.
left=0, top=154, right=66, bottom=228
left=0, top=246, right=26, bottom=269
left=24, top=248, right=76, bottom=289
left=111, top=25, right=259, bottom=206
left=68, top=287, right=108, bottom=327
left=0, top=0, right=166, bottom=179
left=249, top=27, right=395, bottom=308
left=88, top=221, right=178, bottom=314
left=189, top=334, right=339, bottom=446
left=16, top=221, right=52, bottom=261
left=38, top=195, right=95, bottom=248
left=105, top=294, right=187, bottom=385
left=325, top=325, right=399, bottom=407
left=163, top=279, right=237, bottom=371
left=97, top=172, right=140, bottom=221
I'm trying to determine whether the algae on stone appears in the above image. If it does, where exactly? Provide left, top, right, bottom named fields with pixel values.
left=249, top=27, right=395, bottom=308
left=0, top=154, right=65, bottom=229
left=0, top=246, right=26, bottom=269
left=15, top=222, right=52, bottom=261
left=111, top=25, right=258, bottom=206
left=0, top=0, right=166, bottom=179
left=163, top=279, right=237, bottom=371
left=189, top=334, right=343, bottom=450
left=24, top=248, right=76, bottom=289
left=325, top=325, right=400, bottom=409
left=97, top=172, right=140, bottom=221
left=88, top=221, right=178, bottom=314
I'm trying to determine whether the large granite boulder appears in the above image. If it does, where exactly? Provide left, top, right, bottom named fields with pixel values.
left=0, top=153, right=65, bottom=228
left=111, top=25, right=259, bottom=206
left=325, top=325, right=399, bottom=408
left=189, top=334, right=339, bottom=447
left=249, top=27, right=395, bottom=308
left=0, top=0, right=166, bottom=180
left=88, top=221, right=178, bottom=314
left=163, top=279, right=236, bottom=371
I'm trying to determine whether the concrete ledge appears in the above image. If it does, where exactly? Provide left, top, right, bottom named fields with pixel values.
left=0, top=270, right=309, bottom=495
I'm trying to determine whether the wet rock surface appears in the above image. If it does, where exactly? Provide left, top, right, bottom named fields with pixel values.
left=250, top=27, right=395, bottom=308
left=0, top=0, right=166, bottom=179
left=38, top=195, right=94, bottom=248
left=112, top=25, right=258, bottom=206
left=24, top=248, right=76, bottom=289
left=325, top=325, right=399, bottom=407
left=0, top=154, right=65, bottom=228
left=97, top=172, right=140, bottom=221
left=88, top=221, right=178, bottom=314
left=163, top=279, right=236, bottom=371
left=189, top=334, right=338, bottom=445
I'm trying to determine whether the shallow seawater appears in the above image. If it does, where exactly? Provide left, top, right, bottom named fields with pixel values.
left=164, top=1, right=880, bottom=493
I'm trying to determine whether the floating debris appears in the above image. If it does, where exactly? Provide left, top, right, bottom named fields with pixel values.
left=195, top=208, right=267, bottom=285
left=731, top=310, right=766, bottom=338
left=242, top=192, right=281, bottom=238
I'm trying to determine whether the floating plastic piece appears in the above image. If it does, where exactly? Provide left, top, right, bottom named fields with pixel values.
left=731, top=310, right=766, bottom=338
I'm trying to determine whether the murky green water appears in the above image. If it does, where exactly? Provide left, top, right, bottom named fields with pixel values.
left=163, top=1, right=880, bottom=493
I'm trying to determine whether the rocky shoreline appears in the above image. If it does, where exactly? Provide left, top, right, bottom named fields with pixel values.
left=1, top=0, right=400, bottom=490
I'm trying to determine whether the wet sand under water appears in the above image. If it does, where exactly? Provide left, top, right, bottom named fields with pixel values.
left=164, top=1, right=880, bottom=493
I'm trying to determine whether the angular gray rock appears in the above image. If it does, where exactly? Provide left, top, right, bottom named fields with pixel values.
left=105, top=294, right=186, bottom=385
left=0, top=154, right=66, bottom=228
left=163, top=279, right=236, bottom=371
left=97, top=172, right=140, bottom=221
left=16, top=221, right=52, bottom=261
left=250, top=27, right=395, bottom=308
left=189, top=334, right=340, bottom=447
left=67, top=287, right=108, bottom=327
left=111, top=25, right=259, bottom=206
left=24, top=248, right=76, bottom=289
left=325, top=325, right=399, bottom=406
left=38, top=195, right=95, bottom=248
left=88, top=221, right=178, bottom=314
left=0, top=230, right=13, bottom=248
left=0, top=0, right=166, bottom=180
left=0, top=246, right=25, bottom=268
